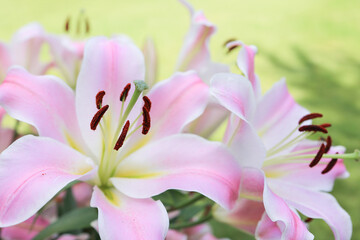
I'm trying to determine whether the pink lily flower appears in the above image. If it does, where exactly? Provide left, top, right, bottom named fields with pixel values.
left=0, top=37, right=241, bottom=239
left=176, top=0, right=228, bottom=83
left=176, top=0, right=230, bottom=138
left=0, top=23, right=51, bottom=81
left=210, top=44, right=353, bottom=239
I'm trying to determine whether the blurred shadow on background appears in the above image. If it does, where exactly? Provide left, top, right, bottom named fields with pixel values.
left=266, top=47, right=359, bottom=151
left=265, top=47, right=360, bottom=239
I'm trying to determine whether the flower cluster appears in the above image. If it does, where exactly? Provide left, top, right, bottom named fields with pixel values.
left=0, top=1, right=358, bottom=240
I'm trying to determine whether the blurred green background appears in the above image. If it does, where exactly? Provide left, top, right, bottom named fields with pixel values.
left=0, top=0, right=359, bottom=239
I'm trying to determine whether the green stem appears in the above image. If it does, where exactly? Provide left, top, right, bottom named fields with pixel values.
left=168, top=194, right=205, bottom=212
left=170, top=214, right=213, bottom=230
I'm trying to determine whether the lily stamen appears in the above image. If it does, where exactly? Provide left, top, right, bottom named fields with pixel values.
left=298, top=113, right=323, bottom=124
left=90, top=105, right=109, bottom=130
left=120, top=83, right=131, bottom=102
left=114, top=120, right=130, bottom=151
left=96, top=90, right=106, bottom=109
left=322, top=154, right=339, bottom=174
left=324, top=136, right=332, bottom=153
left=309, top=143, right=326, bottom=167
left=143, top=96, right=152, bottom=112
left=298, top=125, right=328, bottom=134
left=320, top=123, right=332, bottom=129
left=142, top=106, right=151, bottom=135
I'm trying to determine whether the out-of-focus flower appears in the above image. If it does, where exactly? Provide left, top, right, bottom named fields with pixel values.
left=210, top=43, right=354, bottom=240
left=47, top=35, right=85, bottom=89
left=167, top=224, right=225, bottom=240
left=0, top=23, right=51, bottom=81
left=0, top=36, right=241, bottom=239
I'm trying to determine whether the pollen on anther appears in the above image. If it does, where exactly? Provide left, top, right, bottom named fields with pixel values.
left=309, top=143, right=325, bottom=167
left=114, top=120, right=130, bottom=151
left=143, top=96, right=152, bottom=112
left=321, top=154, right=338, bottom=174
left=90, top=105, right=109, bottom=130
left=298, top=125, right=328, bottom=134
left=298, top=113, right=323, bottom=125
left=324, top=136, right=332, bottom=153
left=120, top=83, right=131, bottom=102
left=96, top=91, right=106, bottom=109
left=142, top=107, right=151, bottom=135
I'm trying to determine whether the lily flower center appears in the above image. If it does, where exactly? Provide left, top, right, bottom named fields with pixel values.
left=262, top=113, right=360, bottom=175
left=89, top=80, right=151, bottom=187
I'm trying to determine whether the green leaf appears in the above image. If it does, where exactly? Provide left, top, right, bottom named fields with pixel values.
left=210, top=219, right=255, bottom=240
left=152, top=190, right=187, bottom=206
left=33, top=207, right=98, bottom=240
left=57, top=188, right=77, bottom=217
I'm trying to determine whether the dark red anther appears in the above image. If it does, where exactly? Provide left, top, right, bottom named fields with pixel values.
left=321, top=154, right=339, bottom=174
left=120, top=83, right=131, bottom=102
left=298, top=125, right=328, bottom=134
left=305, top=218, right=313, bottom=223
left=227, top=45, right=239, bottom=53
left=96, top=91, right=106, bottom=109
left=65, top=16, right=70, bottom=32
left=142, top=107, right=151, bottom=135
left=320, top=123, right=332, bottom=128
left=114, top=120, right=130, bottom=151
left=90, top=105, right=109, bottom=130
left=298, top=113, right=323, bottom=125
left=143, top=96, right=152, bottom=112
left=324, top=136, right=332, bottom=153
left=309, top=143, right=326, bottom=167
left=223, top=38, right=237, bottom=47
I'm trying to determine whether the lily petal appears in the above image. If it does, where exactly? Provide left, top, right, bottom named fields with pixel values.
left=233, top=41, right=261, bottom=98
left=261, top=172, right=314, bottom=240
left=90, top=186, right=168, bottom=240
left=10, top=23, right=47, bottom=75
left=143, top=71, right=209, bottom=139
left=0, top=42, right=11, bottom=80
left=47, top=34, right=84, bottom=89
left=255, top=213, right=283, bottom=240
left=176, top=0, right=228, bottom=83
left=0, top=67, right=86, bottom=151
left=185, top=99, right=229, bottom=138
left=254, top=78, right=309, bottom=151
left=223, top=116, right=266, bottom=168
left=0, top=135, right=96, bottom=227
left=112, top=134, right=241, bottom=210
left=210, top=73, right=256, bottom=121
left=142, top=38, right=158, bottom=88
left=76, top=36, right=145, bottom=157
left=214, top=198, right=264, bottom=235
left=269, top=180, right=352, bottom=240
